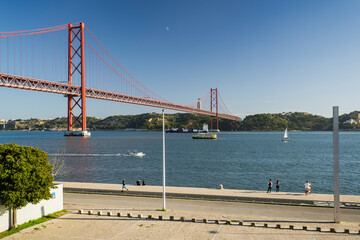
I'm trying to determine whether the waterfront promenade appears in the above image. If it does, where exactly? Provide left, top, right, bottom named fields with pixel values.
left=59, top=181, right=360, bottom=208
left=3, top=181, right=360, bottom=239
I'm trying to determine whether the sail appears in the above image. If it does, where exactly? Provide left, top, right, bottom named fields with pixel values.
left=284, top=128, right=288, bottom=139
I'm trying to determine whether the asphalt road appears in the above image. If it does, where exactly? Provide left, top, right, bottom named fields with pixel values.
left=64, top=193, right=360, bottom=224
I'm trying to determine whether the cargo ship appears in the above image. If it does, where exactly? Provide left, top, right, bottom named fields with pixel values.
left=165, top=128, right=198, bottom=133
left=166, top=123, right=209, bottom=133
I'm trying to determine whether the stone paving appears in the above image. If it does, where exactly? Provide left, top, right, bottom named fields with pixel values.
left=3, top=182, right=360, bottom=240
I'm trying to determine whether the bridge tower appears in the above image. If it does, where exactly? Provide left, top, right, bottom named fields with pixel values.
left=67, top=22, right=87, bottom=133
left=210, top=88, right=218, bottom=130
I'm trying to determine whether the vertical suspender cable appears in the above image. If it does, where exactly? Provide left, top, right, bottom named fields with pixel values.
left=0, top=33, right=2, bottom=72
left=7, top=38, right=9, bottom=74
left=13, top=37, right=15, bottom=74
left=20, top=36, right=22, bottom=76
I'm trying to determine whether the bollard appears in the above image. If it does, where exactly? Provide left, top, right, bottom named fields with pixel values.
left=215, top=220, right=219, bottom=224
left=203, top=219, right=207, bottom=223
left=159, top=216, right=163, bottom=220
left=239, top=221, right=243, bottom=226
left=250, top=223, right=255, bottom=227
left=117, top=213, right=121, bottom=217
left=344, top=229, right=350, bottom=234
left=316, top=227, right=321, bottom=232
left=180, top=216, right=185, bottom=222
left=192, top=218, right=196, bottom=223
left=225, top=220, right=231, bottom=225
left=78, top=209, right=83, bottom=214
left=330, top=228, right=336, bottom=233
left=97, top=211, right=102, bottom=216
left=303, top=226, right=307, bottom=231
left=88, top=210, right=93, bottom=215
left=107, top=212, right=112, bottom=216
left=264, top=223, right=268, bottom=228
left=148, top=215, right=153, bottom=219
left=276, top=224, right=281, bottom=229
left=289, top=225, right=294, bottom=230
left=170, top=216, right=174, bottom=221
left=127, top=213, right=132, bottom=218
left=138, top=214, right=142, bottom=219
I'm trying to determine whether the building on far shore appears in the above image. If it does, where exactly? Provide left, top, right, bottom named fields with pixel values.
left=343, top=113, right=360, bottom=126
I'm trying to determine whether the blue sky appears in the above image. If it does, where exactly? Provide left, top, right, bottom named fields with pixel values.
left=1, top=0, right=360, bottom=119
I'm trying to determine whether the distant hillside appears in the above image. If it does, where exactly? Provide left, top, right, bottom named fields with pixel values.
left=4, top=113, right=240, bottom=131
left=3, top=111, right=359, bottom=131
left=239, top=112, right=331, bottom=131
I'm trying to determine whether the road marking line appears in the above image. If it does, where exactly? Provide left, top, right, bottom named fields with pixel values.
left=211, top=225, right=224, bottom=240
left=110, top=219, right=142, bottom=240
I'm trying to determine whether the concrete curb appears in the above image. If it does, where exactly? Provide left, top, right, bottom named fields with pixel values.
left=77, top=210, right=360, bottom=235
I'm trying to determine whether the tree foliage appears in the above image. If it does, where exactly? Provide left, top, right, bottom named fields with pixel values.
left=239, top=112, right=331, bottom=131
left=0, top=143, right=54, bottom=210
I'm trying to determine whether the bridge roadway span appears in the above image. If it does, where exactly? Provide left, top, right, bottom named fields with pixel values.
left=0, top=73, right=239, bottom=121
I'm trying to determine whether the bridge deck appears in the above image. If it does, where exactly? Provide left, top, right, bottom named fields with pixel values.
left=0, top=73, right=239, bottom=121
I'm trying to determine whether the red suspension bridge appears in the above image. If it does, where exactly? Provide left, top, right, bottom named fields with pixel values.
left=0, top=22, right=239, bottom=133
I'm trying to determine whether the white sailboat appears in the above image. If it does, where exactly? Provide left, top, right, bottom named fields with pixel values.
left=282, top=128, right=291, bottom=141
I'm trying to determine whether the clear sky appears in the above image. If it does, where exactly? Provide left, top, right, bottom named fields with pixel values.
left=1, top=0, right=360, bottom=119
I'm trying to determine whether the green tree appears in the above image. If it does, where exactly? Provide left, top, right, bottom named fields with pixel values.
left=0, top=143, right=54, bottom=228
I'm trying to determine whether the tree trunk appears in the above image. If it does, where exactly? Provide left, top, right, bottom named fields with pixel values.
left=12, top=208, right=17, bottom=229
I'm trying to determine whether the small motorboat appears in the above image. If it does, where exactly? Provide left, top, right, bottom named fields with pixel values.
left=282, top=128, right=291, bottom=141
left=127, top=150, right=145, bottom=157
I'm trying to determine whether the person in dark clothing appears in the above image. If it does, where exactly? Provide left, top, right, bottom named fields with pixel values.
left=136, top=179, right=141, bottom=185
left=142, top=180, right=146, bottom=186
left=276, top=180, right=280, bottom=192
left=122, top=179, right=128, bottom=192
left=267, top=179, right=272, bottom=193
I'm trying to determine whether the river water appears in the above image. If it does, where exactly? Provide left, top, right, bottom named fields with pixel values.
left=0, top=131, right=359, bottom=195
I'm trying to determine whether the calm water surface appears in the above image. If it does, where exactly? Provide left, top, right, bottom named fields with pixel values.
left=0, top=131, right=359, bottom=195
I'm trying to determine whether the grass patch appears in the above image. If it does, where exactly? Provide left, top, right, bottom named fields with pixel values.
left=156, top=209, right=167, bottom=211
left=0, top=210, right=68, bottom=239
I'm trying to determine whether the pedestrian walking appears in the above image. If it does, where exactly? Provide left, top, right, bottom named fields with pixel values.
left=304, top=180, right=310, bottom=195
left=219, top=183, right=223, bottom=190
left=267, top=179, right=272, bottom=193
left=122, top=179, right=128, bottom=192
left=276, top=180, right=280, bottom=192
left=142, top=180, right=146, bottom=186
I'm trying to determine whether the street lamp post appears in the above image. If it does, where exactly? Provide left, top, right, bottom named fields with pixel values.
left=333, top=106, right=340, bottom=223
left=162, top=109, right=166, bottom=210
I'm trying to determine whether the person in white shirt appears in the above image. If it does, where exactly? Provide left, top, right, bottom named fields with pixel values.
left=304, top=180, right=310, bottom=195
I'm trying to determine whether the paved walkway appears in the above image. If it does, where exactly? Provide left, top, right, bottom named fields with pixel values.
left=4, top=192, right=360, bottom=240
left=57, top=181, right=360, bottom=208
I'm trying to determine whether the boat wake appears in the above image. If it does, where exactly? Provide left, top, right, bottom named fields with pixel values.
left=49, top=153, right=145, bottom=157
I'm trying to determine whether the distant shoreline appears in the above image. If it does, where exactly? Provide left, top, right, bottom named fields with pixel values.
left=1, top=129, right=358, bottom=132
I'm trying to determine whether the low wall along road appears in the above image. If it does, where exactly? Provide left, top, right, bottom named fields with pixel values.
left=0, top=184, right=63, bottom=232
